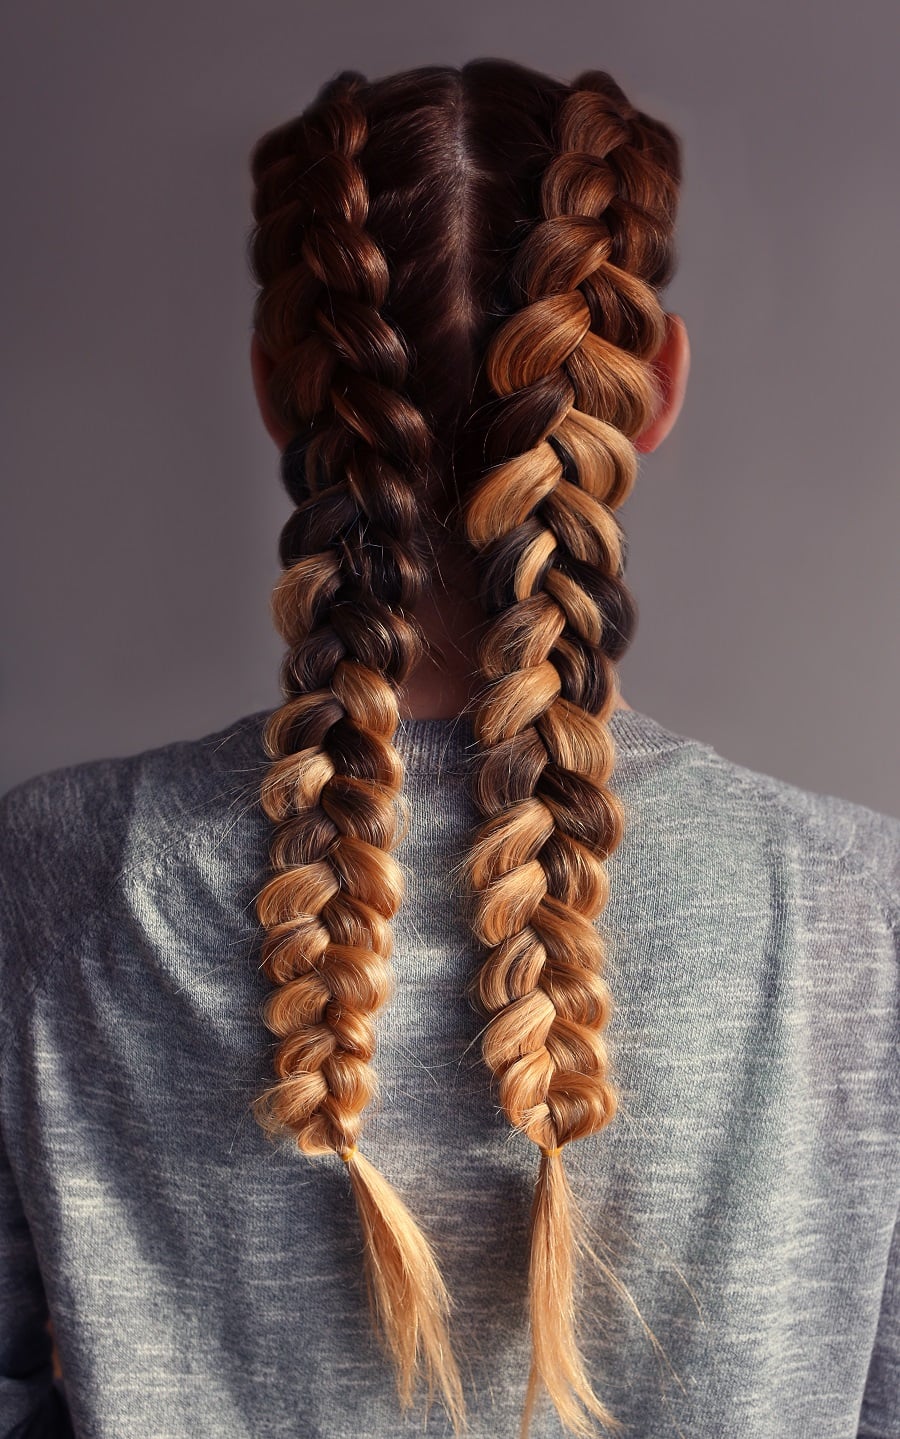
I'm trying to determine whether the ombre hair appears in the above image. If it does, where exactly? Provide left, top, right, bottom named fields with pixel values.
left=246, top=58, right=681, bottom=1439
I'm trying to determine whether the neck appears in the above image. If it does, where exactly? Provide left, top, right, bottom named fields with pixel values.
left=398, top=539, right=632, bottom=722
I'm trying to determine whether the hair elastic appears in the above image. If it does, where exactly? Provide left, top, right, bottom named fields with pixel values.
left=339, top=1144, right=358, bottom=1163
left=541, top=1145, right=564, bottom=1158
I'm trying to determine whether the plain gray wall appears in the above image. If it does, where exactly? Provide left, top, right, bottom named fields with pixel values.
left=3, top=1, right=898, bottom=814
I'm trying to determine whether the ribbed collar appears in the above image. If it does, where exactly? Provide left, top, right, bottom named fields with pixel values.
left=392, top=707, right=693, bottom=774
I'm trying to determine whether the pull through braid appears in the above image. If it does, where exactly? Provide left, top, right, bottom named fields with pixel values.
left=248, top=72, right=466, bottom=1434
left=461, top=72, right=677, bottom=1439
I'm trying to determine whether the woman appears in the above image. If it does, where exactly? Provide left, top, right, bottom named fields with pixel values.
left=1, top=58, right=897, bottom=1439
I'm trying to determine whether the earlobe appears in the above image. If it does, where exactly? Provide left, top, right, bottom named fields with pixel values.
left=634, top=312, right=690, bottom=455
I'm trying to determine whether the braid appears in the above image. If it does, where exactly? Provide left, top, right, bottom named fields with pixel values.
left=460, top=71, right=679, bottom=1438
left=247, top=72, right=466, bottom=1433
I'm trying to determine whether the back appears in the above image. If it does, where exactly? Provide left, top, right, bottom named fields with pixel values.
left=0, top=705, right=897, bottom=1439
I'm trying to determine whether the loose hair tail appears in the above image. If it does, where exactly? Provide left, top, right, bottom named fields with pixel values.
left=341, top=1145, right=468, bottom=1430
left=519, top=1151, right=623, bottom=1438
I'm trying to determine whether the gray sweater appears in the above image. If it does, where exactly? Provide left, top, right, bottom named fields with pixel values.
left=0, top=705, right=897, bottom=1439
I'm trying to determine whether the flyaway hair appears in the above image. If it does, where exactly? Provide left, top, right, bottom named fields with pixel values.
left=246, top=59, right=681, bottom=1438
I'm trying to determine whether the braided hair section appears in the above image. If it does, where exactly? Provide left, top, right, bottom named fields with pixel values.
left=247, top=72, right=466, bottom=1433
left=460, top=71, right=681, bottom=1438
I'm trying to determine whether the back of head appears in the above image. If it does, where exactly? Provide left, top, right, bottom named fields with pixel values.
left=245, top=58, right=682, bottom=1439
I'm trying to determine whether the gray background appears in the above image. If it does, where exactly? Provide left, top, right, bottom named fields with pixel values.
left=2, top=1, right=898, bottom=813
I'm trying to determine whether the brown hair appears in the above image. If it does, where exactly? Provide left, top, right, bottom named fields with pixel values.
left=246, top=58, right=681, bottom=1439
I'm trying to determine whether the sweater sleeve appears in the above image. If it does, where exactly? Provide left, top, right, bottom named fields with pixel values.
left=0, top=1103, right=73, bottom=1439
left=857, top=1198, right=900, bottom=1439
left=0, top=794, right=73, bottom=1439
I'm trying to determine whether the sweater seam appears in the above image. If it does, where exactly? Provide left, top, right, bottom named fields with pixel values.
left=0, top=852, right=172, bottom=1073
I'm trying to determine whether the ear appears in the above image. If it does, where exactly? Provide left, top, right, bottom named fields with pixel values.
left=634, top=312, right=690, bottom=455
left=250, top=331, right=293, bottom=450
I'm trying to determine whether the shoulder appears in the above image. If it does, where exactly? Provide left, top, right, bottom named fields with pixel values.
left=611, top=714, right=899, bottom=936
left=0, top=707, right=272, bottom=947
left=690, top=740, right=900, bottom=929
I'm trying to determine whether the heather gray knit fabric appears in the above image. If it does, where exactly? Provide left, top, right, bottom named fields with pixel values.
left=0, top=705, right=897, bottom=1439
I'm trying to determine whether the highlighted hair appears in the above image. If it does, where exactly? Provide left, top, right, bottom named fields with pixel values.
left=247, top=59, right=681, bottom=1439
